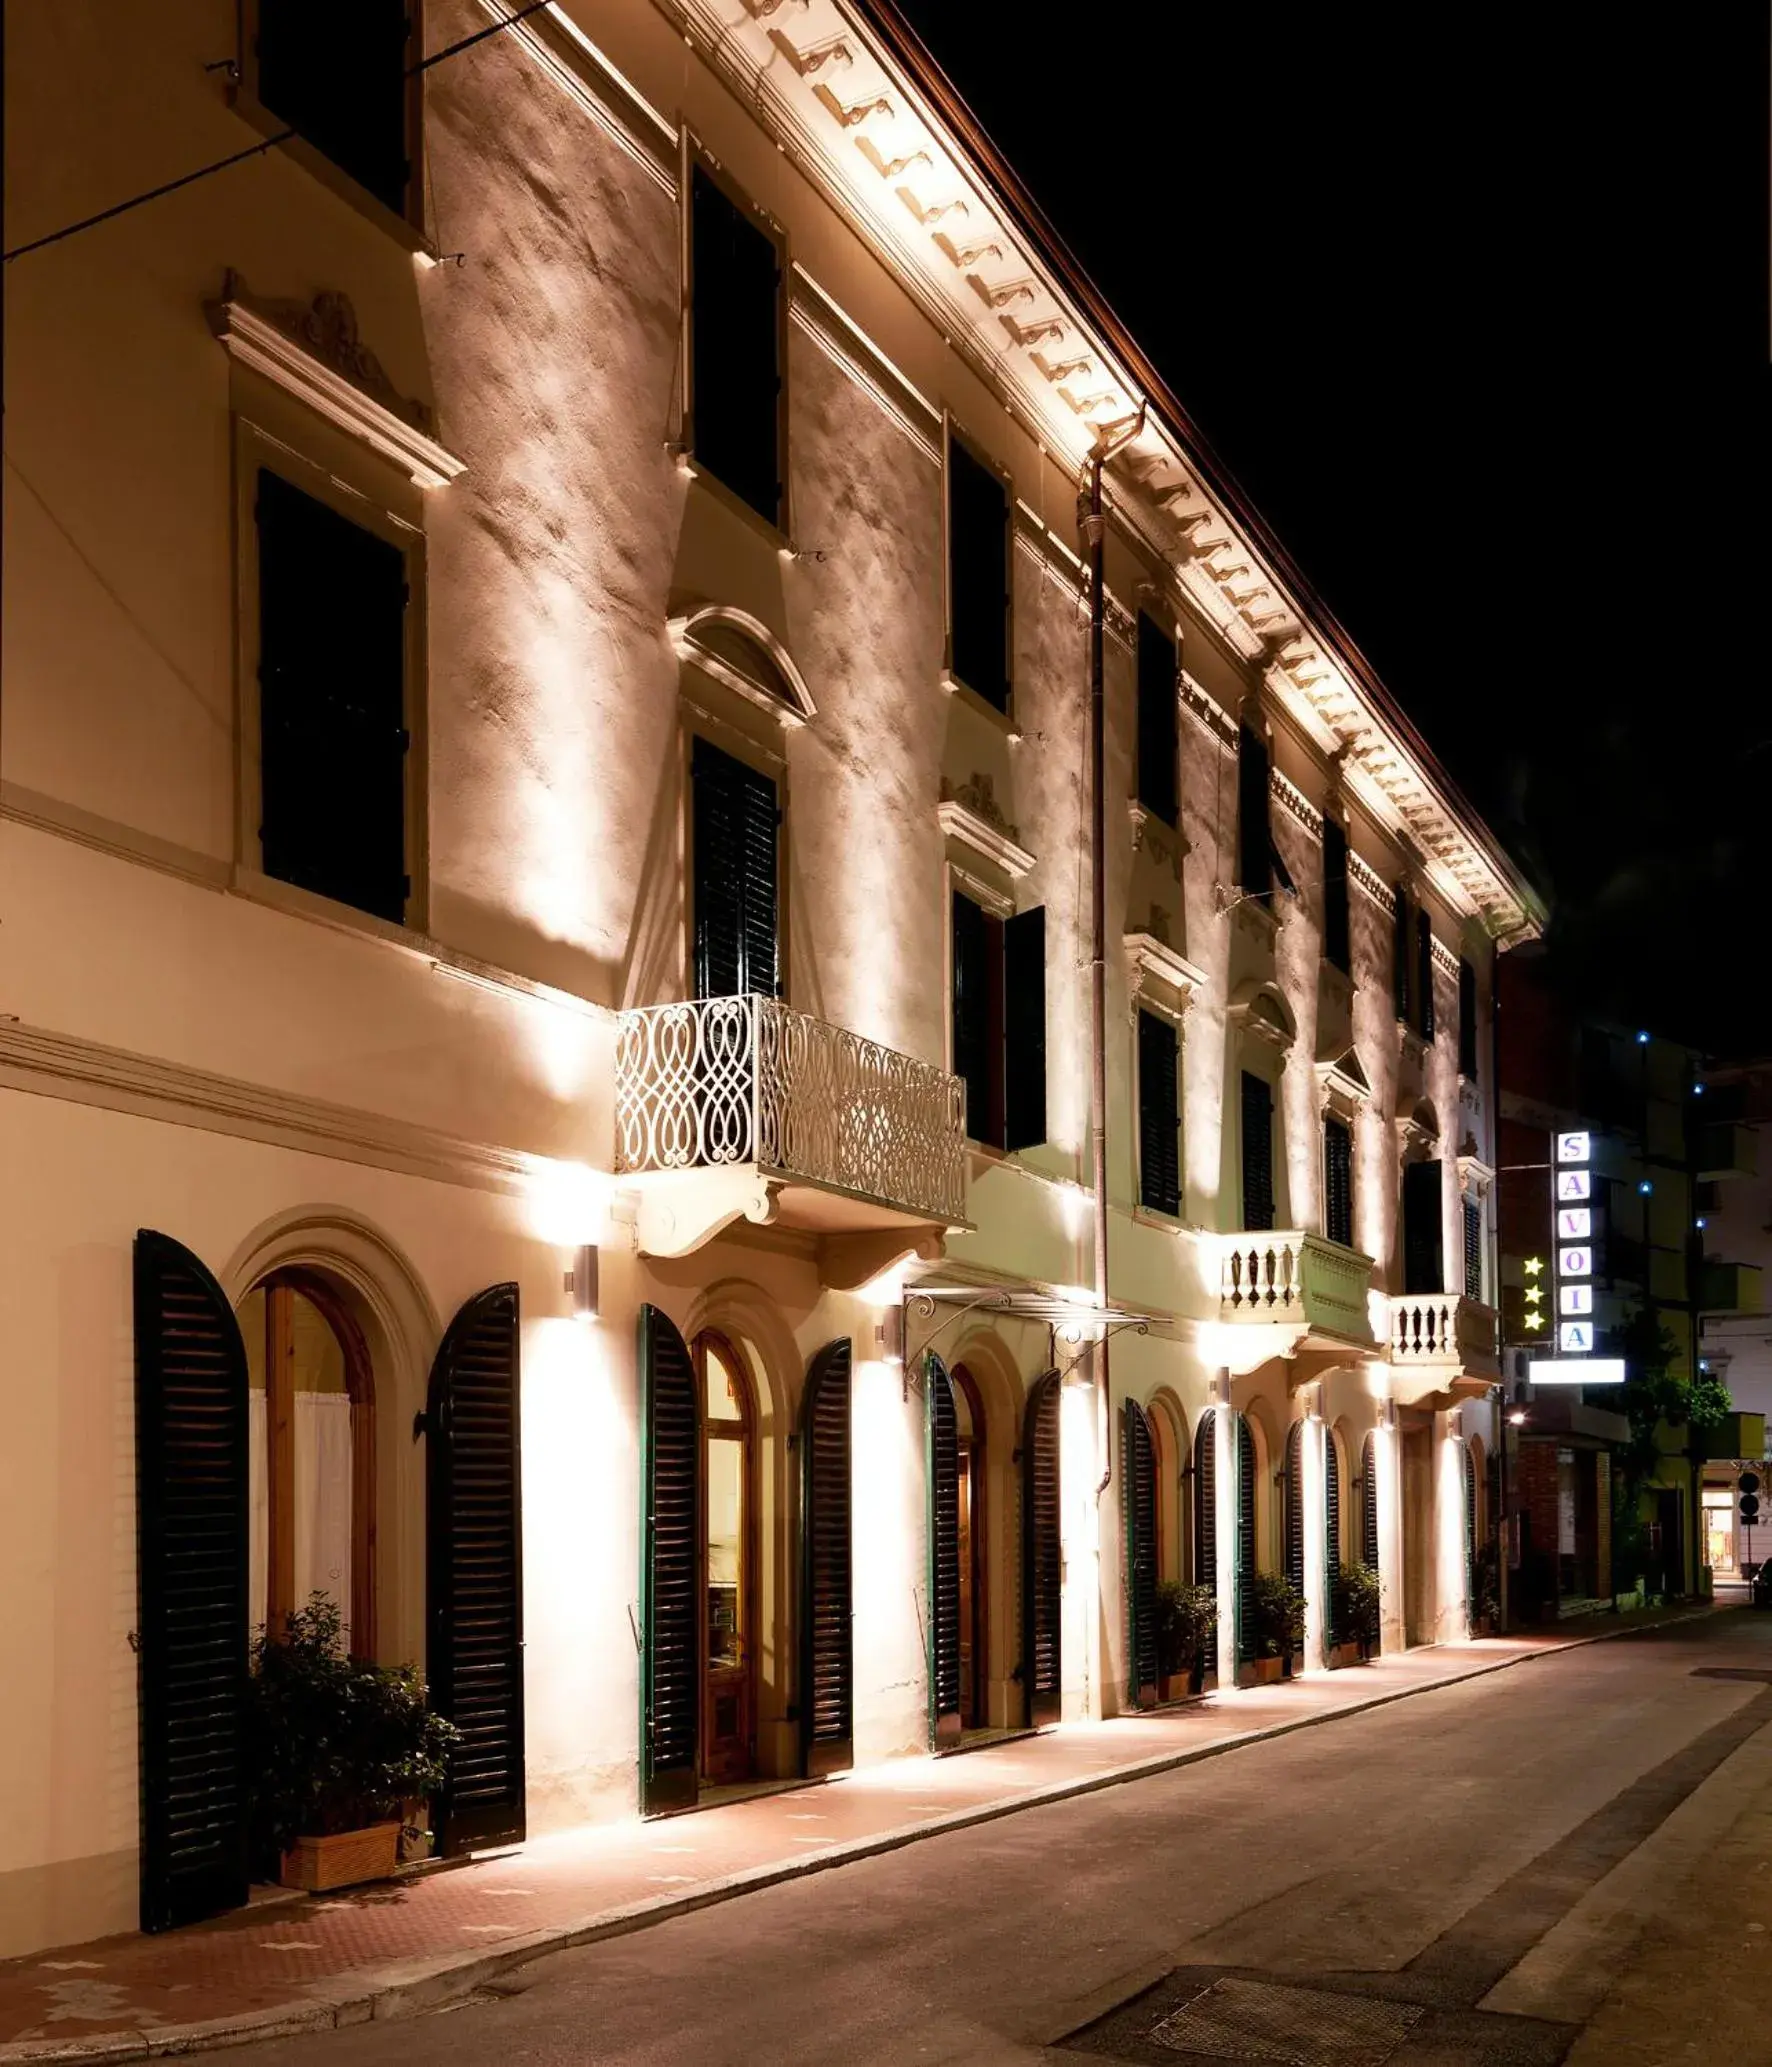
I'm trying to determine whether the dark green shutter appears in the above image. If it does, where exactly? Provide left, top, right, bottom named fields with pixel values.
left=1021, top=1370, right=1062, bottom=1726
left=427, top=1283, right=525, bottom=1855
left=1138, top=1010, right=1181, bottom=1216
left=1458, top=956, right=1479, bottom=1076
left=1404, top=1158, right=1445, bottom=1295
left=1322, top=816, right=1351, bottom=973
left=1463, top=1442, right=1479, bottom=1622
left=1124, top=1402, right=1159, bottom=1707
left=1324, top=1432, right=1342, bottom=1643
left=640, top=1305, right=700, bottom=1813
left=134, top=1231, right=250, bottom=1933
left=1361, top=1433, right=1380, bottom=1572
left=1237, top=723, right=1271, bottom=894
left=1135, top=613, right=1178, bottom=824
left=1416, top=911, right=1436, bottom=1039
left=689, top=166, right=783, bottom=524
left=1195, top=1410, right=1217, bottom=1590
left=692, top=738, right=778, bottom=1000
left=925, top=1355, right=962, bottom=1747
left=257, top=468, right=409, bottom=924
left=1240, top=1071, right=1275, bottom=1232
left=1392, top=885, right=1411, bottom=1022
left=800, top=1339, right=853, bottom=1777
left=1004, top=905, right=1047, bottom=1151
left=951, top=892, right=999, bottom=1147
left=258, top=0, right=411, bottom=214
left=1283, top=1421, right=1304, bottom=1598
left=1324, top=1115, right=1354, bottom=1249
left=1463, top=1195, right=1484, bottom=1301
left=948, top=436, right=1011, bottom=710
left=1236, top=1417, right=1257, bottom=1662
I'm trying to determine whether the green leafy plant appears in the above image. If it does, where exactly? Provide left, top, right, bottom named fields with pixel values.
left=246, top=1595, right=456, bottom=1868
left=1243, top=1571, right=1306, bottom=1660
left=1330, top=1561, right=1381, bottom=1651
left=1155, top=1580, right=1218, bottom=1680
left=1471, top=1540, right=1501, bottom=1628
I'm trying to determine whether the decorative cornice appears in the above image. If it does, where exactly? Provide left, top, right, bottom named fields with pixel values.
left=1124, top=931, right=1208, bottom=1019
left=938, top=776, right=1034, bottom=877
left=478, top=0, right=676, bottom=189
left=1316, top=1048, right=1374, bottom=1119
left=1348, top=850, right=1398, bottom=917
left=208, top=275, right=466, bottom=489
left=788, top=265, right=942, bottom=465
left=1430, top=935, right=1462, bottom=980
left=669, top=602, right=817, bottom=725
left=1270, top=770, right=1323, bottom=837
left=1227, top=978, right=1297, bottom=1054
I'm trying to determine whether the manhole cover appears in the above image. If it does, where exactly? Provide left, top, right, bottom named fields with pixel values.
left=1149, top=1978, right=1423, bottom=2065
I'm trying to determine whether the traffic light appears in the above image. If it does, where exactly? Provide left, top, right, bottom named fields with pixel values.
left=1741, top=1471, right=1761, bottom=1528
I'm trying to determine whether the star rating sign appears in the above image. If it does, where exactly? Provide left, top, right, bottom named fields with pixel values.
left=1523, top=1256, right=1544, bottom=1277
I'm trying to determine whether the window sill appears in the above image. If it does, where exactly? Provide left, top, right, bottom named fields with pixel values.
left=230, top=90, right=436, bottom=261
left=232, top=866, right=418, bottom=950
left=1132, top=1204, right=1187, bottom=1235
left=677, top=449, right=793, bottom=553
left=941, top=673, right=1020, bottom=741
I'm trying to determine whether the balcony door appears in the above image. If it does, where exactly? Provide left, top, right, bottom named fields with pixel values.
left=692, top=737, right=778, bottom=1001
left=698, top=1331, right=758, bottom=1787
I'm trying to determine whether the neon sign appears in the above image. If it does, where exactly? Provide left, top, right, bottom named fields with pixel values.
left=1544, top=1129, right=1623, bottom=1381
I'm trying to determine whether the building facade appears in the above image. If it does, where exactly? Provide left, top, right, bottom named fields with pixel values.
left=2, top=0, right=1539, bottom=1956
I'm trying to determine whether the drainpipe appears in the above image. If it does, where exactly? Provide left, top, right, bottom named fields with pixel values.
left=1079, top=406, right=1145, bottom=1497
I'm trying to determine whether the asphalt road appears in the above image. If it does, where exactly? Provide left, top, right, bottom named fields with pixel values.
left=235, top=1613, right=1772, bottom=2066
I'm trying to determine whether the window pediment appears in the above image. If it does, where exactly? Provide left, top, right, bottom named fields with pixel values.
left=669, top=603, right=816, bottom=726
left=1315, top=1046, right=1372, bottom=1121
left=1228, top=978, right=1297, bottom=1053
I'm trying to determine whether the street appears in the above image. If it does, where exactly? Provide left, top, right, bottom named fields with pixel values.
left=230, top=1614, right=1772, bottom=2066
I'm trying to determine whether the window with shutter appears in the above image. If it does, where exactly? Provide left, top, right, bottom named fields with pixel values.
left=1236, top=1416, right=1257, bottom=1661
left=1195, top=1409, right=1218, bottom=1590
left=1124, top=1403, right=1159, bottom=1707
left=1404, top=1158, right=1446, bottom=1295
left=134, top=1231, right=251, bottom=1932
left=1138, top=1011, right=1181, bottom=1217
left=1135, top=613, right=1179, bottom=825
left=257, top=468, right=409, bottom=924
left=1324, top=1432, right=1342, bottom=1643
left=1463, top=1194, right=1484, bottom=1301
left=1283, top=1422, right=1304, bottom=1598
left=1004, top=906, right=1047, bottom=1151
left=947, top=433, right=1012, bottom=710
left=692, top=738, right=779, bottom=1000
left=1322, top=817, right=1351, bottom=973
left=1237, top=724, right=1272, bottom=895
left=1458, top=957, right=1479, bottom=1077
left=925, top=1355, right=962, bottom=1747
left=1021, top=1372, right=1062, bottom=1725
left=426, top=1283, right=525, bottom=1854
left=951, top=892, right=1003, bottom=1147
left=689, top=165, right=785, bottom=526
left=800, top=1340, right=853, bottom=1777
left=256, top=0, right=413, bottom=216
left=1392, top=884, right=1411, bottom=1022
left=1360, top=1433, right=1380, bottom=1572
left=1463, top=1442, right=1479, bottom=1616
left=1416, top=911, right=1436, bottom=1040
left=639, top=1305, right=700, bottom=1812
left=1324, top=1115, right=1355, bottom=1249
left=1240, top=1071, right=1276, bottom=1232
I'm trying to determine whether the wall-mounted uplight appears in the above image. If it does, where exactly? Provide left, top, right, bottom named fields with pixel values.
left=873, top=1305, right=904, bottom=1368
left=566, top=1243, right=600, bottom=1323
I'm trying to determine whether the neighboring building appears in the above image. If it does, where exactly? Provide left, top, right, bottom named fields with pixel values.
left=1, top=0, right=1539, bottom=1956
left=1694, top=1060, right=1772, bottom=1418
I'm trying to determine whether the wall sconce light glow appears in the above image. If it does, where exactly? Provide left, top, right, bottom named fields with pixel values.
left=527, top=1159, right=612, bottom=1246
left=854, top=1264, right=909, bottom=1310
left=567, top=1243, right=600, bottom=1323
left=873, top=1304, right=904, bottom=1367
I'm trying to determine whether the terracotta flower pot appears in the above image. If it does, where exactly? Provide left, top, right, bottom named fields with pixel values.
left=280, top=1821, right=401, bottom=1892
left=1239, top=1656, right=1285, bottom=1688
left=1329, top=1641, right=1364, bottom=1670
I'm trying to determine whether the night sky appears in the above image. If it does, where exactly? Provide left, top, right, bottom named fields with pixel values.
left=895, top=6, right=1768, bottom=1058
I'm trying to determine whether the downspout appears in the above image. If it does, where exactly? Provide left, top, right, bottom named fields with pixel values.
left=1079, top=406, right=1145, bottom=1496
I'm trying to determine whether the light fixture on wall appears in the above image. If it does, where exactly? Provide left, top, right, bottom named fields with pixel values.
left=873, top=1305, right=904, bottom=1368
left=566, top=1244, right=600, bottom=1323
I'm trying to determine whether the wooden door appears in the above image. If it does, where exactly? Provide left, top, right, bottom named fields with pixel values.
left=800, top=1340, right=853, bottom=1777
left=925, top=1355, right=962, bottom=1747
left=640, top=1305, right=700, bottom=1813
left=1124, top=1401, right=1158, bottom=1708
left=1021, top=1371, right=1062, bottom=1726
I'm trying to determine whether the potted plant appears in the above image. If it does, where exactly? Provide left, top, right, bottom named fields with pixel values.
left=1330, top=1561, right=1381, bottom=1663
left=1155, top=1581, right=1218, bottom=1697
left=1240, top=1572, right=1306, bottom=1684
left=1470, top=1540, right=1501, bottom=1634
left=247, top=1595, right=457, bottom=1892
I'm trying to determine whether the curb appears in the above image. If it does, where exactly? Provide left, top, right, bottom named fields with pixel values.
left=0, top=1607, right=1717, bottom=2064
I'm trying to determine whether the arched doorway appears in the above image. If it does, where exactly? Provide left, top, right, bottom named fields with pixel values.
left=240, top=1270, right=375, bottom=1657
left=696, top=1330, right=758, bottom=1786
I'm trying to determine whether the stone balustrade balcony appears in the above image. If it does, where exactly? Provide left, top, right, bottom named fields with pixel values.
left=614, top=994, right=967, bottom=1256
left=1389, top=1291, right=1500, bottom=1382
left=1216, top=1230, right=1376, bottom=1348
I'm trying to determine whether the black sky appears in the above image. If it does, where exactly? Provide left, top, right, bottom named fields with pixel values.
left=895, top=5, right=1769, bottom=1057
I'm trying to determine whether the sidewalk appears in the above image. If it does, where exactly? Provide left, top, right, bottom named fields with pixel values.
left=0, top=1615, right=1710, bottom=2064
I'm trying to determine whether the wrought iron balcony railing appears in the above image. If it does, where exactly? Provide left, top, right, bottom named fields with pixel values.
left=1216, top=1230, right=1376, bottom=1344
left=1390, top=1292, right=1499, bottom=1375
left=614, top=995, right=967, bottom=1225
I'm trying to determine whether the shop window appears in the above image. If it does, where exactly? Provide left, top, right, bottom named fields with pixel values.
left=947, top=431, right=1012, bottom=711
left=1135, top=613, right=1179, bottom=825
left=951, top=893, right=1045, bottom=1150
left=255, top=0, right=416, bottom=218
left=689, top=164, right=785, bottom=526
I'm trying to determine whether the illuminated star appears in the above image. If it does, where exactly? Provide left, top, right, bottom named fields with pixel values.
left=1524, top=1312, right=1545, bottom=1331
left=1523, top=1257, right=1544, bottom=1277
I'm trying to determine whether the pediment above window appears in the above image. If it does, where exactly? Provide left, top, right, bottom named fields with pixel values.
left=1396, top=1096, right=1441, bottom=1158
left=937, top=773, right=1035, bottom=879
left=669, top=603, right=816, bottom=726
left=1228, top=978, right=1297, bottom=1053
left=1315, top=1046, right=1372, bottom=1120
left=1124, top=930, right=1207, bottom=1022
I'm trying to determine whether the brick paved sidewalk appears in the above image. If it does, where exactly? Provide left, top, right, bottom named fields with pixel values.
left=0, top=1619, right=1707, bottom=2064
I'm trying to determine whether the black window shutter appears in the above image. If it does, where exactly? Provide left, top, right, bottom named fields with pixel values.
left=1463, top=1194, right=1484, bottom=1300
left=1124, top=1402, right=1159, bottom=1707
left=689, top=166, right=783, bottom=524
left=1322, top=817, right=1351, bottom=973
left=925, top=1355, right=962, bottom=1747
left=1458, top=957, right=1479, bottom=1076
left=1360, top=1433, right=1380, bottom=1572
left=1004, top=905, right=1047, bottom=1151
left=1195, top=1411, right=1217, bottom=1590
left=1404, top=1158, right=1446, bottom=1295
left=258, top=0, right=411, bottom=214
left=801, top=1339, right=853, bottom=1777
left=1240, top=1071, right=1275, bottom=1232
left=1416, top=911, right=1436, bottom=1040
left=1021, top=1371, right=1063, bottom=1726
left=693, top=739, right=778, bottom=999
left=951, top=893, right=1000, bottom=1147
left=258, top=469, right=408, bottom=924
left=1237, top=724, right=1271, bottom=894
left=1324, top=1115, right=1354, bottom=1249
left=1236, top=1417, right=1257, bottom=1662
left=1463, top=1444, right=1479, bottom=1617
left=1135, top=613, right=1178, bottom=824
left=134, top=1230, right=250, bottom=1933
left=1392, top=884, right=1411, bottom=1021
left=426, top=1283, right=525, bottom=1855
left=948, top=436, right=1011, bottom=710
left=1138, top=1010, right=1181, bottom=1216
left=1283, top=1421, right=1305, bottom=1598
left=639, top=1305, right=699, bottom=1812
left=1324, top=1434, right=1342, bottom=1643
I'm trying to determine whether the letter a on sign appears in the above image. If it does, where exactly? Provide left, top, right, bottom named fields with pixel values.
left=1558, top=1171, right=1591, bottom=1201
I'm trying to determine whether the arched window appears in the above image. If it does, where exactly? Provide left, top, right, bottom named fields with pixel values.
left=697, top=1331, right=757, bottom=1784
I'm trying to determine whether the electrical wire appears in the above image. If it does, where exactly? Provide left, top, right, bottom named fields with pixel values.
left=4, top=0, right=555, bottom=265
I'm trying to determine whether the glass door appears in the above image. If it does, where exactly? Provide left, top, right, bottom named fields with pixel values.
left=698, top=1335, right=755, bottom=1784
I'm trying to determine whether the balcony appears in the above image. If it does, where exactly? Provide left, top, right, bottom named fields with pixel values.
left=1698, top=1123, right=1758, bottom=1182
left=1216, top=1231, right=1376, bottom=1351
left=1699, top=1261, right=1764, bottom=1314
left=614, top=995, right=968, bottom=1258
left=1389, top=1292, right=1500, bottom=1390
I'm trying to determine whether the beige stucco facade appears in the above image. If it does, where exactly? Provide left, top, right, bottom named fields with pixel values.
left=1, top=0, right=1542, bottom=1959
